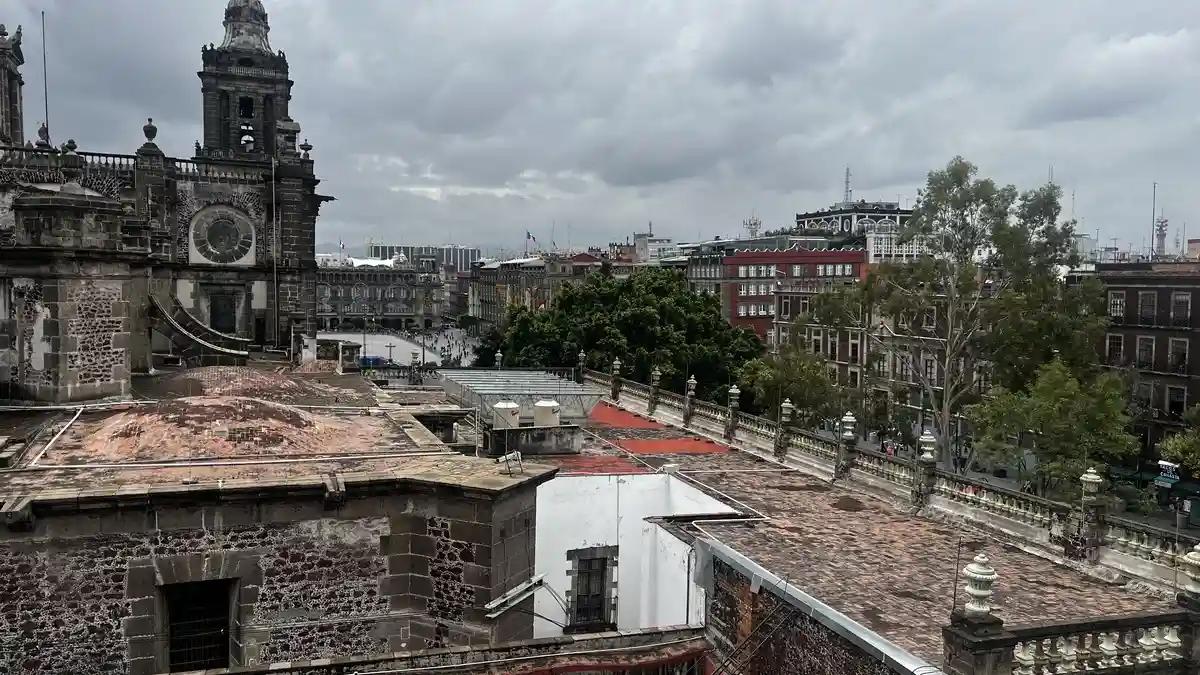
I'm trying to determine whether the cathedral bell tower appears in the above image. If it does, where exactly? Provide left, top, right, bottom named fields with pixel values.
left=0, top=23, right=24, bottom=147
left=198, top=0, right=295, bottom=159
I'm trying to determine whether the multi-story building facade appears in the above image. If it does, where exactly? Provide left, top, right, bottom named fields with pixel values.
left=794, top=200, right=922, bottom=264
left=727, top=248, right=866, bottom=342
left=315, top=260, right=445, bottom=330
left=368, top=243, right=482, bottom=274
left=1092, top=262, right=1200, bottom=452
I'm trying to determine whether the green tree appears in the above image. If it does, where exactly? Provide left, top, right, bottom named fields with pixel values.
left=1159, top=406, right=1200, bottom=474
left=967, top=358, right=1137, bottom=497
left=808, top=157, right=1080, bottom=465
left=475, top=268, right=762, bottom=401
left=739, top=344, right=840, bottom=427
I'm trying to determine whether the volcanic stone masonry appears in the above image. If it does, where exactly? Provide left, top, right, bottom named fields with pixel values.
left=0, top=479, right=540, bottom=674
left=708, top=558, right=896, bottom=675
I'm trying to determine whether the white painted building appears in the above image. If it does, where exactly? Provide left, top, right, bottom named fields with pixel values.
left=533, top=473, right=735, bottom=637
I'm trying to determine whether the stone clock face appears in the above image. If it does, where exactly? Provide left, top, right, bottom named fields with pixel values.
left=190, top=205, right=255, bottom=265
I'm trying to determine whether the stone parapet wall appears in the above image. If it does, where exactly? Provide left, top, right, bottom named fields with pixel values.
left=0, top=483, right=539, bottom=674
left=707, top=555, right=915, bottom=675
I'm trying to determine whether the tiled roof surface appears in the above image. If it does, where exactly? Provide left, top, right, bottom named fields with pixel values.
left=579, top=402, right=1175, bottom=663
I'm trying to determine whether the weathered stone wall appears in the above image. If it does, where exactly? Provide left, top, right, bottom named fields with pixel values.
left=0, top=485, right=538, bottom=675
left=707, top=558, right=902, bottom=675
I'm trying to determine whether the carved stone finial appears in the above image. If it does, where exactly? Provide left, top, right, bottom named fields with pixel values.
left=36, top=121, right=50, bottom=147
left=962, top=553, right=998, bottom=618
left=919, top=430, right=936, bottom=459
left=143, top=117, right=157, bottom=142
left=299, top=138, right=312, bottom=159
left=0, top=25, right=7, bottom=38
left=840, top=411, right=857, bottom=441
left=63, top=139, right=77, bottom=154
left=1182, top=544, right=1200, bottom=595
left=780, top=398, right=794, bottom=424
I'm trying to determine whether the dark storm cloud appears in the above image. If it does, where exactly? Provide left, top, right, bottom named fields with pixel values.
left=6, top=0, right=1199, bottom=253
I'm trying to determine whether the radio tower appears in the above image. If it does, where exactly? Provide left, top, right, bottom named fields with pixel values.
left=743, top=213, right=761, bottom=238
left=1155, top=214, right=1169, bottom=258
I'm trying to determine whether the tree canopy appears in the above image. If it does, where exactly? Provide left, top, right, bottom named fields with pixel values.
left=967, top=357, right=1137, bottom=497
left=1159, top=406, right=1200, bottom=475
left=739, top=340, right=841, bottom=426
left=804, top=157, right=1092, bottom=463
left=474, top=268, right=762, bottom=401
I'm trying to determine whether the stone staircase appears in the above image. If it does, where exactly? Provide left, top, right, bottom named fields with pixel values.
left=148, top=294, right=249, bottom=367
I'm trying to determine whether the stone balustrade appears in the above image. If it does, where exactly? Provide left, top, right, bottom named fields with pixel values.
left=933, top=471, right=1063, bottom=529
left=659, top=390, right=686, bottom=409
left=735, top=411, right=777, bottom=440
left=693, top=399, right=726, bottom=423
left=1008, top=612, right=1189, bottom=674
left=623, top=380, right=651, bottom=400
left=580, top=367, right=1200, bottom=595
left=855, top=448, right=914, bottom=486
left=1104, top=518, right=1200, bottom=569
left=789, top=431, right=840, bottom=462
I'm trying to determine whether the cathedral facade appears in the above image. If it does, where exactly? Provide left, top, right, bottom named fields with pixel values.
left=0, top=0, right=328, bottom=402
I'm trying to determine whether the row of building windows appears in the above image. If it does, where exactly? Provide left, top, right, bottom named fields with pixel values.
left=1107, top=290, right=1192, bottom=323
left=735, top=263, right=859, bottom=279
left=738, top=282, right=774, bottom=296
left=737, top=303, right=775, bottom=317
left=1105, top=334, right=1189, bottom=371
left=737, top=264, right=777, bottom=278
left=319, top=286, right=421, bottom=300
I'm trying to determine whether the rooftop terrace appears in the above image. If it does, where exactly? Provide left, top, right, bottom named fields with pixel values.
left=570, top=402, right=1176, bottom=664
left=0, top=366, right=555, bottom=505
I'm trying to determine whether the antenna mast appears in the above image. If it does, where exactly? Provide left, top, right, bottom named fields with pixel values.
left=843, top=166, right=852, bottom=204
left=41, top=11, right=49, bottom=139
left=1151, top=183, right=1158, bottom=259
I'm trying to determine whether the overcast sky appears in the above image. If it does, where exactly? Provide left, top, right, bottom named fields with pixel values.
left=8, top=0, right=1199, bottom=254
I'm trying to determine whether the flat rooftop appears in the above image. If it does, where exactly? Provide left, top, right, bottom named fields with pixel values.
left=0, top=366, right=554, bottom=503
left=569, top=402, right=1175, bottom=664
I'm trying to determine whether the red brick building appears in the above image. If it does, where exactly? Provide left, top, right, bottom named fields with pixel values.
left=722, top=247, right=867, bottom=341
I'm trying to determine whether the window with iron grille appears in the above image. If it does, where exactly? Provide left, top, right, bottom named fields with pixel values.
left=1168, top=386, right=1187, bottom=419
left=164, top=579, right=233, bottom=672
left=1108, top=291, right=1125, bottom=319
left=574, top=558, right=607, bottom=624
left=1173, top=292, right=1191, bottom=325
left=1137, top=336, right=1155, bottom=369
left=1139, top=291, right=1157, bottom=324
left=1105, top=334, right=1123, bottom=365
left=566, top=545, right=617, bottom=632
left=1170, top=338, right=1189, bottom=373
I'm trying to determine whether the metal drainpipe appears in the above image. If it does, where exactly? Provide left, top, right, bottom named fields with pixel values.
left=272, top=155, right=279, bottom=347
